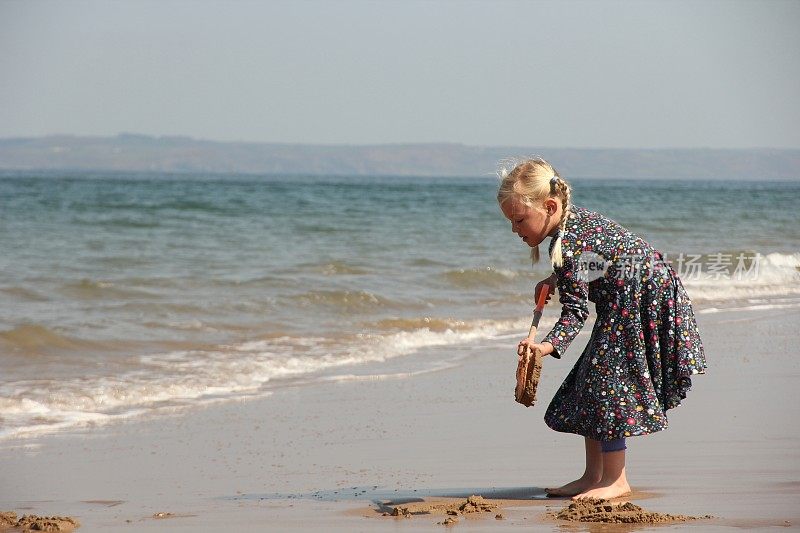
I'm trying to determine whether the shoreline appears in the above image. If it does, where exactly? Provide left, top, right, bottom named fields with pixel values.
left=5, top=292, right=800, bottom=444
left=2, top=305, right=799, bottom=531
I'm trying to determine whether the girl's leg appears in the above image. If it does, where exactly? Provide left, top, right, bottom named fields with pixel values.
left=573, top=439, right=631, bottom=500
left=545, top=437, right=603, bottom=496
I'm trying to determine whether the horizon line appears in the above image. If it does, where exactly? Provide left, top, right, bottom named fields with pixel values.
left=1, top=133, right=798, bottom=152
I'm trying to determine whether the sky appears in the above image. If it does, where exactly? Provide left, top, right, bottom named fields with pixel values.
left=1, top=0, right=798, bottom=149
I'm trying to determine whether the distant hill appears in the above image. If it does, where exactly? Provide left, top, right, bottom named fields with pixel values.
left=0, top=134, right=798, bottom=179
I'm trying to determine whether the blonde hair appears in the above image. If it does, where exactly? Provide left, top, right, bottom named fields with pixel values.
left=496, top=157, right=572, bottom=268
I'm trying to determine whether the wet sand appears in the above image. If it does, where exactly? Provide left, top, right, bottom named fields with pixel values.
left=1, top=305, right=799, bottom=531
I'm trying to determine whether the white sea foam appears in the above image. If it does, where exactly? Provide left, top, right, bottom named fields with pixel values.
left=681, top=252, right=800, bottom=303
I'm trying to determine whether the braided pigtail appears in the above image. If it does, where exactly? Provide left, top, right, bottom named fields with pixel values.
left=549, top=176, right=572, bottom=269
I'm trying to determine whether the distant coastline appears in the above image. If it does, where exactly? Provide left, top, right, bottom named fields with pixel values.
left=1, top=133, right=798, bottom=180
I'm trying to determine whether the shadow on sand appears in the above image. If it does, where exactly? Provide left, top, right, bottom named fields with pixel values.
left=226, top=484, right=568, bottom=508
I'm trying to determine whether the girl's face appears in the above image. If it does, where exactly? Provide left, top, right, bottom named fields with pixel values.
left=500, top=196, right=555, bottom=248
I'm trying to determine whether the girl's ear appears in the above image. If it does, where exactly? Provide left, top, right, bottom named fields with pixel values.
left=544, top=197, right=559, bottom=216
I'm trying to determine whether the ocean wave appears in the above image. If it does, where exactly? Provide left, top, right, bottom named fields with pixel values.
left=0, top=316, right=536, bottom=440
left=105, top=276, right=183, bottom=289
left=292, top=223, right=343, bottom=234
left=58, top=279, right=160, bottom=300
left=407, top=257, right=448, bottom=267
left=110, top=301, right=214, bottom=315
left=199, top=275, right=291, bottom=289
left=441, top=267, right=523, bottom=288
left=71, top=217, right=161, bottom=229
left=0, top=286, right=49, bottom=302
left=369, top=317, right=471, bottom=332
left=311, top=261, right=369, bottom=275
left=143, top=319, right=209, bottom=331
left=0, top=324, right=106, bottom=355
left=287, top=289, right=398, bottom=312
left=95, top=256, right=153, bottom=268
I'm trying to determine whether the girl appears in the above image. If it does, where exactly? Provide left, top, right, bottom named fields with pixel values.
left=497, top=157, right=706, bottom=500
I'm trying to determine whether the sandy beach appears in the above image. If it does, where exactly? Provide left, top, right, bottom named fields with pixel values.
left=3, top=0, right=800, bottom=529
left=1, top=303, right=798, bottom=531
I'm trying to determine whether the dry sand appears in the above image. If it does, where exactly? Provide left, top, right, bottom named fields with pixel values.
left=1, top=305, right=799, bottom=531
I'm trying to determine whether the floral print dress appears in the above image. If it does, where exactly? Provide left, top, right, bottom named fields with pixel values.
left=541, top=206, right=706, bottom=441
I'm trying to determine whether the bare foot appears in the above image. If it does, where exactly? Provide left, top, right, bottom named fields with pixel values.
left=546, top=474, right=601, bottom=497
left=572, top=479, right=631, bottom=500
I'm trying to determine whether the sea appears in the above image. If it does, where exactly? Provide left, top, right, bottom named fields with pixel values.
left=1, top=170, right=799, bottom=440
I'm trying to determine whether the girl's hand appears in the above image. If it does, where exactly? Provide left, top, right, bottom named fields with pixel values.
left=535, top=274, right=557, bottom=305
left=517, top=339, right=555, bottom=358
